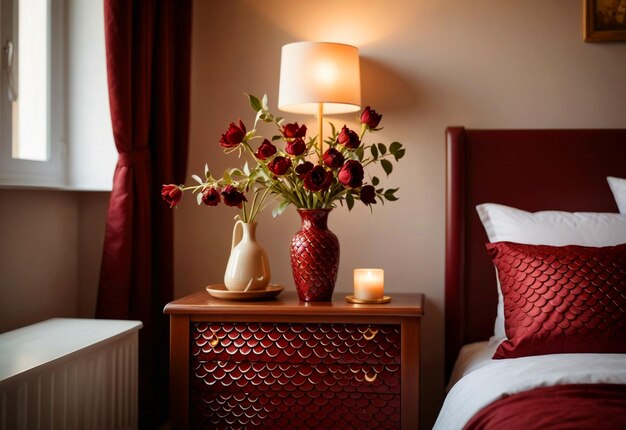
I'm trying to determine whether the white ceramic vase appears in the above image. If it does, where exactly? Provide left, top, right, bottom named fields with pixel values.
left=224, top=220, right=271, bottom=291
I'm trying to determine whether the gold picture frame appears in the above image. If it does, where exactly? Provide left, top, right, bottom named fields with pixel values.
left=584, top=0, right=626, bottom=42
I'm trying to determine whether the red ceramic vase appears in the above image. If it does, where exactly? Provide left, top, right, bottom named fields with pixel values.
left=290, top=209, right=340, bottom=301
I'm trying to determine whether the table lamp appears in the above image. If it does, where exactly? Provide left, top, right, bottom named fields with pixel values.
left=278, top=41, right=361, bottom=156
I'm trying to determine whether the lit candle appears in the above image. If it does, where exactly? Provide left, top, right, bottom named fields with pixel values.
left=354, top=269, right=384, bottom=300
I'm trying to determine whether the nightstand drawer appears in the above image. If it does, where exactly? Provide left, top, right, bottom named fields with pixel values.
left=165, top=292, right=423, bottom=429
left=191, top=322, right=401, bottom=365
left=190, top=391, right=401, bottom=430
left=191, top=361, right=401, bottom=395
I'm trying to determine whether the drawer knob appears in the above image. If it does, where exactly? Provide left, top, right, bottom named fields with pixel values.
left=208, top=330, right=220, bottom=347
left=363, top=328, right=379, bottom=341
left=363, top=369, right=378, bottom=382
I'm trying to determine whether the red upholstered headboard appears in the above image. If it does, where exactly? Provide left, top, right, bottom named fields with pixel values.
left=444, top=127, right=626, bottom=378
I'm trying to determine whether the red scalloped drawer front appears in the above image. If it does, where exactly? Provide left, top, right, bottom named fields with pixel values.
left=191, top=322, right=401, bottom=364
left=191, top=361, right=401, bottom=396
left=190, top=391, right=401, bottom=430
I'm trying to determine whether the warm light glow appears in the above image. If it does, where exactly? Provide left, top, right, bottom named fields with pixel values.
left=315, top=61, right=338, bottom=85
left=244, top=0, right=411, bottom=47
left=354, top=268, right=384, bottom=300
left=278, top=41, right=361, bottom=115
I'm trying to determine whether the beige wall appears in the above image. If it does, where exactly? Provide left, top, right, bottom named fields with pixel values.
left=178, top=1, right=626, bottom=427
left=0, top=190, right=108, bottom=332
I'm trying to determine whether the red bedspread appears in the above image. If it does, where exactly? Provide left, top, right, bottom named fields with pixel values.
left=463, top=384, right=626, bottom=430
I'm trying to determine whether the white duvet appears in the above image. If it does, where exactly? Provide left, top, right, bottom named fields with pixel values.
left=433, top=341, right=626, bottom=430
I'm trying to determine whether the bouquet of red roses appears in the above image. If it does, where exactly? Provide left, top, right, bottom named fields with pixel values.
left=161, top=94, right=404, bottom=221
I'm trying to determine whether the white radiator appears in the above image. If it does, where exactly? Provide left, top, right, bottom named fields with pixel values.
left=0, top=318, right=142, bottom=430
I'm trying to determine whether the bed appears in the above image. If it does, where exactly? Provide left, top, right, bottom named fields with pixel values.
left=435, top=127, right=626, bottom=429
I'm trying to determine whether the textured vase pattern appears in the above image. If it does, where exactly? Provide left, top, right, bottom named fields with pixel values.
left=190, top=322, right=402, bottom=429
left=290, top=209, right=340, bottom=301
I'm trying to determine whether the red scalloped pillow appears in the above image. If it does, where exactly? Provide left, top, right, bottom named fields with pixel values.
left=486, top=242, right=626, bottom=359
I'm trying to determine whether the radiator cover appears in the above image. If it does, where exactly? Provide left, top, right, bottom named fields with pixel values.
left=0, top=318, right=142, bottom=430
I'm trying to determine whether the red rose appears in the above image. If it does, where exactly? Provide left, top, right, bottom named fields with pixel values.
left=286, top=137, right=306, bottom=156
left=255, top=139, right=277, bottom=160
left=281, top=122, right=307, bottom=138
left=360, top=185, right=377, bottom=205
left=337, top=125, right=361, bottom=149
left=268, top=156, right=292, bottom=176
left=303, top=165, right=333, bottom=192
left=201, top=187, right=221, bottom=206
left=295, top=161, right=314, bottom=179
left=360, top=106, right=382, bottom=129
left=161, top=184, right=183, bottom=208
left=220, top=120, right=247, bottom=148
left=322, top=147, right=345, bottom=169
left=338, top=160, right=364, bottom=188
left=221, top=185, right=247, bottom=208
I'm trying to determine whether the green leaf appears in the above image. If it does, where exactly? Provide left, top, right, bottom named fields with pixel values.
left=346, top=192, right=355, bottom=211
left=272, top=200, right=290, bottom=218
left=394, top=148, right=406, bottom=161
left=372, top=176, right=380, bottom=186
left=329, top=122, right=337, bottom=138
left=384, top=188, right=399, bottom=201
left=254, top=110, right=263, bottom=127
left=223, top=169, right=232, bottom=183
left=370, top=144, right=378, bottom=160
left=247, top=94, right=263, bottom=112
left=377, top=143, right=387, bottom=155
left=355, top=146, right=364, bottom=162
left=380, top=159, right=393, bottom=176
left=389, top=141, right=402, bottom=154
left=272, top=135, right=282, bottom=141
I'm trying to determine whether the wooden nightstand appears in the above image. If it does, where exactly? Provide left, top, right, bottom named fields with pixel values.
left=164, top=291, right=424, bottom=429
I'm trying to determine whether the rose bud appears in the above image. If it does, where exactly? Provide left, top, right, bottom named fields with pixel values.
left=219, top=120, right=247, bottom=148
left=322, top=147, right=345, bottom=169
left=360, top=185, right=377, bottom=205
left=201, top=187, right=221, bottom=206
left=161, top=184, right=183, bottom=208
left=281, top=122, right=307, bottom=139
left=360, top=106, right=382, bottom=129
left=303, top=166, right=333, bottom=192
left=337, top=125, right=361, bottom=149
left=338, top=160, right=364, bottom=188
left=268, top=156, right=292, bottom=176
left=221, top=185, right=247, bottom=208
left=286, top=137, right=306, bottom=156
left=255, top=139, right=277, bottom=160
left=295, top=161, right=314, bottom=179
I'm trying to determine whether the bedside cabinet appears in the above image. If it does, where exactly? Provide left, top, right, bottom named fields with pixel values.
left=164, top=291, right=423, bottom=429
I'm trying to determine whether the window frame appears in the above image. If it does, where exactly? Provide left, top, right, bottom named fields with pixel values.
left=0, top=0, right=65, bottom=188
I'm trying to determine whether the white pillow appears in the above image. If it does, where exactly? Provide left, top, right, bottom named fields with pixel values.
left=476, top=203, right=626, bottom=343
left=608, top=176, right=626, bottom=214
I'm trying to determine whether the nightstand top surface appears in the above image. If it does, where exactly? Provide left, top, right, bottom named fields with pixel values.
left=164, top=291, right=424, bottom=317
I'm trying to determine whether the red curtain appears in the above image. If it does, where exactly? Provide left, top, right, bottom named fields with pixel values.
left=97, top=0, right=191, bottom=428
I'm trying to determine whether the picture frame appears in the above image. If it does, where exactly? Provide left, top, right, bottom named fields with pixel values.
left=584, top=0, right=626, bottom=42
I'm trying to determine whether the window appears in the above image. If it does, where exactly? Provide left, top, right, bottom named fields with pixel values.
left=1, top=0, right=115, bottom=190
left=1, top=0, right=64, bottom=187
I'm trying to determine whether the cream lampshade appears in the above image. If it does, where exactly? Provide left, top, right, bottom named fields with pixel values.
left=278, top=41, right=361, bottom=115
left=278, top=41, right=361, bottom=155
